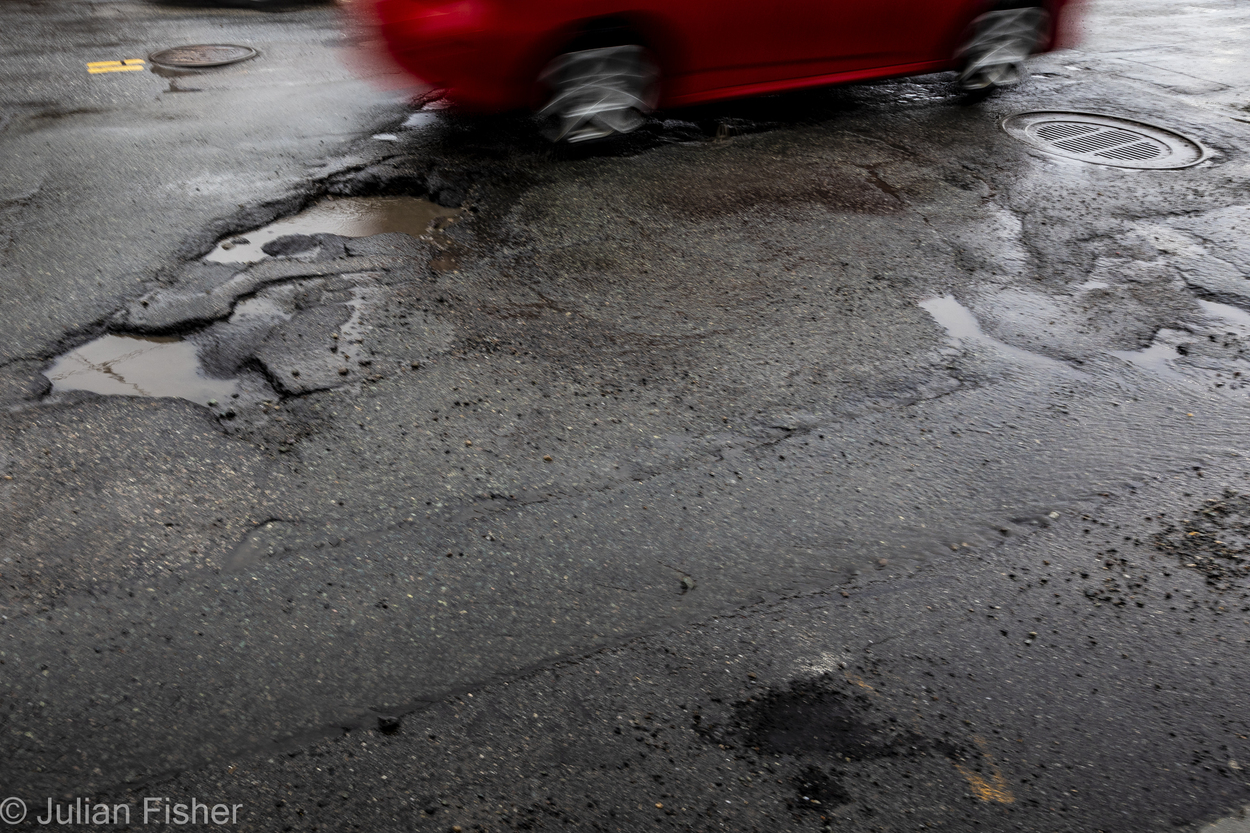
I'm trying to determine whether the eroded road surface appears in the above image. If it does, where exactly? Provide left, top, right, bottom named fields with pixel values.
left=3, top=0, right=1250, bottom=830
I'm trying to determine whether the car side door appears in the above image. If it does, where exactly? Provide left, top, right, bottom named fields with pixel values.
left=668, top=0, right=839, bottom=91
left=815, top=0, right=958, bottom=72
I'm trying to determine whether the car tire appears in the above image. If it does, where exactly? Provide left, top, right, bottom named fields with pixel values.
left=536, top=45, right=658, bottom=143
left=956, top=5, right=1049, bottom=92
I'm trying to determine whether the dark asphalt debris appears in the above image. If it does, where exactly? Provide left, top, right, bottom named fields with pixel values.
left=261, top=233, right=320, bottom=257
left=1155, top=490, right=1250, bottom=589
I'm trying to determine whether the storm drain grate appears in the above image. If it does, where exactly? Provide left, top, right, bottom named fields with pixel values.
left=149, top=44, right=258, bottom=69
left=1003, top=111, right=1207, bottom=169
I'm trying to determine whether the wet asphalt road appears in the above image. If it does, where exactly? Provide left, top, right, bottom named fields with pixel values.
left=3, top=0, right=1250, bottom=830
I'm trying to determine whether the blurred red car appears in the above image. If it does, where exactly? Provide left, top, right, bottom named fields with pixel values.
left=357, top=0, right=1078, bottom=141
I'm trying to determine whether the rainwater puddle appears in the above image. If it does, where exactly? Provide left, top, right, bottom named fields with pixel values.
left=1110, top=298, right=1250, bottom=390
left=1200, top=299, right=1250, bottom=331
left=1111, top=331, right=1191, bottom=380
left=1111, top=301, right=1250, bottom=387
left=45, top=334, right=238, bottom=405
left=921, top=295, right=982, bottom=340
left=920, top=295, right=1077, bottom=373
left=402, top=112, right=437, bottom=130
left=206, top=196, right=460, bottom=264
left=1199, top=806, right=1250, bottom=833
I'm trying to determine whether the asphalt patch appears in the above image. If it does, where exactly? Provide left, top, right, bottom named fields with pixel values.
left=701, top=674, right=965, bottom=813
left=261, top=233, right=320, bottom=257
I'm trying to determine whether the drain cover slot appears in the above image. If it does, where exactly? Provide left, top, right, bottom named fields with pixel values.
left=149, top=45, right=258, bottom=69
left=1003, top=111, right=1207, bottom=169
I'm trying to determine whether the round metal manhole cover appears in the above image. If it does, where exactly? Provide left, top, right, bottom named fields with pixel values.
left=1003, top=111, right=1208, bottom=169
left=149, top=44, right=258, bottom=69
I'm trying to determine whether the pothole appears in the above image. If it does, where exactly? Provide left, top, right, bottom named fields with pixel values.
left=54, top=177, right=473, bottom=411
left=1003, top=111, right=1208, bottom=169
left=206, top=196, right=461, bottom=264
left=49, top=268, right=422, bottom=415
left=920, top=295, right=1078, bottom=373
left=1112, top=300, right=1250, bottom=389
left=44, top=334, right=240, bottom=405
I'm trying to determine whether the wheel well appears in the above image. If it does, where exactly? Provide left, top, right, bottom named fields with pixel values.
left=561, top=16, right=651, bottom=53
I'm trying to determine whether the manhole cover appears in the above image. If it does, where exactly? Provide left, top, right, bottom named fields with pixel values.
left=1003, top=111, right=1207, bottom=169
left=149, top=44, right=258, bottom=69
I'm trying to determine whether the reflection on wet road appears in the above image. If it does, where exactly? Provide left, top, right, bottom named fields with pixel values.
left=921, top=294, right=1082, bottom=374
left=205, top=195, right=459, bottom=263
left=47, top=334, right=239, bottom=404
left=4, top=0, right=1250, bottom=829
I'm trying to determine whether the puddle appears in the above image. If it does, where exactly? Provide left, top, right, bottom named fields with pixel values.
left=338, top=282, right=385, bottom=347
left=1111, top=330, right=1193, bottom=381
left=1110, top=302, right=1250, bottom=388
left=45, top=335, right=239, bottom=405
left=921, top=295, right=983, bottom=341
left=402, top=112, right=437, bottom=130
left=205, top=196, right=460, bottom=264
left=1199, top=299, right=1250, bottom=331
left=920, top=295, right=1078, bottom=373
left=1198, top=806, right=1250, bottom=833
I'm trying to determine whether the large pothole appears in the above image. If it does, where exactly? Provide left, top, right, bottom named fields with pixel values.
left=46, top=273, right=406, bottom=419
left=47, top=191, right=466, bottom=413
left=205, top=195, right=460, bottom=264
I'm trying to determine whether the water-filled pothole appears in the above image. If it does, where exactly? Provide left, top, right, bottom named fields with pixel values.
left=45, top=334, right=239, bottom=405
left=920, top=294, right=1077, bottom=373
left=1112, top=300, right=1250, bottom=390
left=206, top=196, right=460, bottom=264
left=48, top=195, right=465, bottom=407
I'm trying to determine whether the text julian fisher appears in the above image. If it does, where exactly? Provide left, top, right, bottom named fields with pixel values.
left=34, top=797, right=243, bottom=825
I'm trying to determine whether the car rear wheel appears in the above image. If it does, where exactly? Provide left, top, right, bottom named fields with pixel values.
left=536, top=45, right=658, bottom=143
left=956, top=5, right=1049, bottom=91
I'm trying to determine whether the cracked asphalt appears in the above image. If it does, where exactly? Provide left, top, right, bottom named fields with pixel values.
left=3, top=0, right=1250, bottom=830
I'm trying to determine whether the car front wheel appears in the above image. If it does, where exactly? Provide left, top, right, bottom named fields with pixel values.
left=536, top=45, right=658, bottom=143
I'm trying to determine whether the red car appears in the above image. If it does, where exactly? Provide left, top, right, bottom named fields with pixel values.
left=359, top=0, right=1078, bottom=141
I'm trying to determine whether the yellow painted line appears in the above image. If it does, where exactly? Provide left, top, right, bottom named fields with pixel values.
left=843, top=672, right=877, bottom=693
left=87, top=59, right=146, bottom=75
left=953, top=735, right=1016, bottom=804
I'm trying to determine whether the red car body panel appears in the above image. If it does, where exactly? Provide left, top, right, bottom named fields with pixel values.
left=361, top=0, right=1078, bottom=112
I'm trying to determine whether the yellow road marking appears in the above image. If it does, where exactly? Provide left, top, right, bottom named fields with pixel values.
left=87, top=59, right=146, bottom=75
left=843, top=672, right=877, bottom=693
left=954, top=735, right=1016, bottom=803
